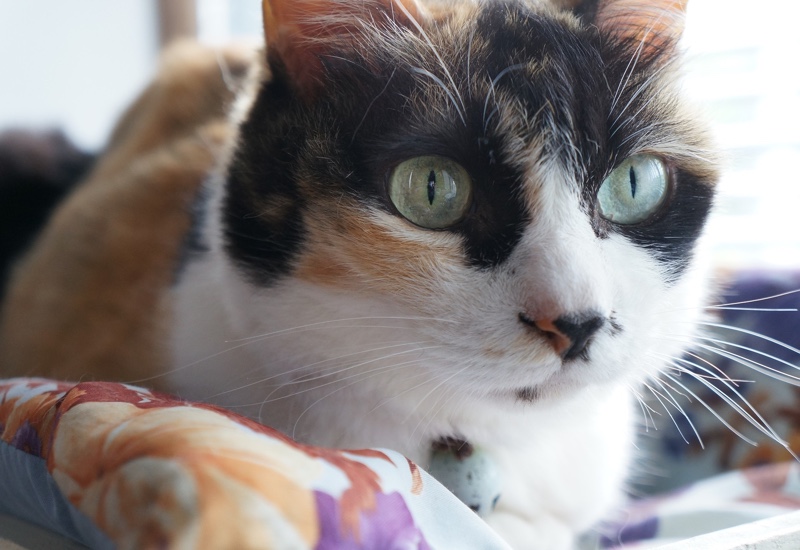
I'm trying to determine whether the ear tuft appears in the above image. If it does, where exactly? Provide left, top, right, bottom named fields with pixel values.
left=262, top=0, right=425, bottom=101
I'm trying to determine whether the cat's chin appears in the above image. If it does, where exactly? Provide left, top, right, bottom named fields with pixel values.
left=514, top=386, right=542, bottom=403
left=508, top=382, right=580, bottom=405
left=504, top=369, right=626, bottom=406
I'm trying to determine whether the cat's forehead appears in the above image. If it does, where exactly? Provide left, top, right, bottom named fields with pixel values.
left=323, top=0, right=679, bottom=171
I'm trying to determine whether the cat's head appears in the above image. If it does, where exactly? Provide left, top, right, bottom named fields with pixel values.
left=211, top=0, right=717, bottom=408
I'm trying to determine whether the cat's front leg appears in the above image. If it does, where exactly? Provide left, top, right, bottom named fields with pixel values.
left=474, top=385, right=635, bottom=550
left=486, top=511, right=574, bottom=550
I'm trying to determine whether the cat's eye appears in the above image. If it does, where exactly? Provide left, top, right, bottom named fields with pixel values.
left=597, top=154, right=670, bottom=225
left=388, top=156, right=473, bottom=229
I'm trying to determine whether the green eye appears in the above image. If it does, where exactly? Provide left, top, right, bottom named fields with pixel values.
left=388, top=156, right=473, bottom=229
left=597, top=154, right=670, bottom=225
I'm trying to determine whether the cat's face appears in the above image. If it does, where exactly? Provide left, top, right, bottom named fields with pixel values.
left=211, top=0, right=716, bottom=410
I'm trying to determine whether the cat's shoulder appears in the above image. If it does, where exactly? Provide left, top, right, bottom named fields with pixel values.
left=0, top=41, right=256, bottom=383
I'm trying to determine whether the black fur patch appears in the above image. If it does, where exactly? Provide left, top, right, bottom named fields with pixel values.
left=223, top=69, right=308, bottom=287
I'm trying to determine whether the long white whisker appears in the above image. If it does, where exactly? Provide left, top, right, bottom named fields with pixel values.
left=683, top=349, right=745, bottom=386
left=417, top=382, right=465, bottom=443
left=230, top=316, right=455, bottom=343
left=699, top=321, right=800, bottom=357
left=368, top=365, right=452, bottom=414
left=205, top=340, right=434, bottom=399
left=708, top=307, right=798, bottom=313
left=710, top=288, right=800, bottom=308
left=661, top=371, right=757, bottom=446
left=669, top=357, right=787, bottom=446
left=652, top=377, right=704, bottom=447
left=695, top=340, right=800, bottom=385
left=629, top=384, right=659, bottom=431
left=643, top=382, right=691, bottom=444
left=129, top=321, right=434, bottom=384
left=407, top=365, right=471, bottom=434
left=288, top=356, right=432, bottom=438
left=281, top=344, right=443, bottom=386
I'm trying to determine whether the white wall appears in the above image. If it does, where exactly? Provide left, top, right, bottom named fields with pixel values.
left=0, top=1, right=159, bottom=150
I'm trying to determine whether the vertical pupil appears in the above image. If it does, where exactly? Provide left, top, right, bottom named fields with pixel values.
left=629, top=166, right=637, bottom=199
left=427, top=170, right=436, bottom=205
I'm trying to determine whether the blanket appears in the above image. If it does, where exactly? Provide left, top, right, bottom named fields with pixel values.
left=0, top=378, right=508, bottom=549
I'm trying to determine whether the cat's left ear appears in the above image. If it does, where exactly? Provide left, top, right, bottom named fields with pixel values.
left=262, top=0, right=428, bottom=102
left=571, top=0, right=688, bottom=60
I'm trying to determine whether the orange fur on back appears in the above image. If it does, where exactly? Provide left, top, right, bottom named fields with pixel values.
left=0, top=42, right=255, bottom=384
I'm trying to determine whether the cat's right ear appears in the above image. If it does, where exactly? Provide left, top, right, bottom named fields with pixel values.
left=569, top=0, right=688, bottom=62
left=262, top=0, right=427, bottom=102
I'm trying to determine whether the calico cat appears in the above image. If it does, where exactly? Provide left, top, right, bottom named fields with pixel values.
left=0, top=0, right=718, bottom=547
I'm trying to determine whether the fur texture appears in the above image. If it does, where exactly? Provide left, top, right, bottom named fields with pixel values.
left=0, top=1, right=718, bottom=548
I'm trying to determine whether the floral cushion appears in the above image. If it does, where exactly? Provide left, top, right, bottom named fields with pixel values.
left=0, top=378, right=508, bottom=549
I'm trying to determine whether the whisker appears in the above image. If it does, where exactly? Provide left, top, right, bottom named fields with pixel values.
left=643, top=381, right=691, bottom=445
left=229, top=316, right=455, bottom=343
left=698, top=321, right=800, bottom=358
left=417, top=382, right=465, bottom=443
left=288, top=356, right=433, bottom=438
left=204, top=340, right=434, bottom=399
left=258, top=351, right=439, bottom=406
left=695, top=340, right=800, bottom=386
left=410, top=67, right=466, bottom=125
left=407, top=365, right=471, bottom=435
left=707, top=307, right=798, bottom=313
left=710, top=288, right=800, bottom=308
left=466, top=24, right=477, bottom=94
left=661, top=371, right=758, bottom=446
left=128, top=321, right=432, bottom=384
left=668, top=357, right=787, bottom=446
left=368, top=370, right=446, bottom=414
left=351, top=67, right=397, bottom=144
left=277, top=344, right=443, bottom=387
left=392, top=0, right=466, bottom=119
left=683, top=349, right=745, bottom=386
left=609, top=62, right=671, bottom=133
left=482, top=63, right=527, bottom=130
left=653, top=376, right=704, bottom=447
left=629, top=384, right=659, bottom=430
left=609, top=24, right=650, bottom=113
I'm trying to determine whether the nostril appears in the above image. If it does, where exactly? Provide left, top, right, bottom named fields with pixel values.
left=553, top=313, right=605, bottom=360
left=519, top=311, right=606, bottom=360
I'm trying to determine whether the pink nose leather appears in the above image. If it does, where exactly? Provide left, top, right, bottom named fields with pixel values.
left=533, top=318, right=572, bottom=356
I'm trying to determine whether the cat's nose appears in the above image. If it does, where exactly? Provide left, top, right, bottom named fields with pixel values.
left=519, top=311, right=605, bottom=360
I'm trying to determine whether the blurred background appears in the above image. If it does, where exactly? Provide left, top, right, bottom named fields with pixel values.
left=1, top=0, right=798, bottom=269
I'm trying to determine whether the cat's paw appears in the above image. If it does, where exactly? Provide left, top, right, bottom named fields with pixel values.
left=486, top=511, right=574, bottom=550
